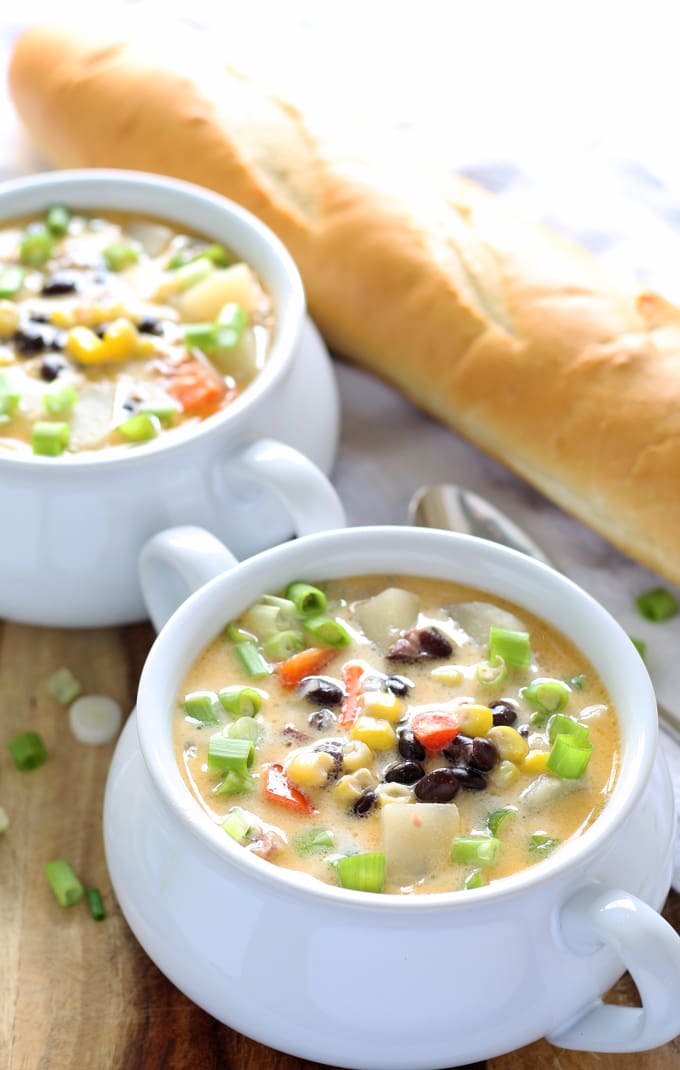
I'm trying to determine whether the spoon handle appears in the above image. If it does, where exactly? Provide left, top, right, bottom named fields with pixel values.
left=409, top=483, right=680, bottom=744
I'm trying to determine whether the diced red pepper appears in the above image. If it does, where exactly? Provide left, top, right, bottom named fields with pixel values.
left=165, top=354, right=229, bottom=413
left=274, top=646, right=338, bottom=690
left=410, top=710, right=460, bottom=751
left=262, top=763, right=317, bottom=815
left=338, top=662, right=365, bottom=727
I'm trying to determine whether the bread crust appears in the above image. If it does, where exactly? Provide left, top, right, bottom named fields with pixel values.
left=9, top=24, right=680, bottom=583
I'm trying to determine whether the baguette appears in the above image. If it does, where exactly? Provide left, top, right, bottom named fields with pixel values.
left=8, top=23, right=680, bottom=584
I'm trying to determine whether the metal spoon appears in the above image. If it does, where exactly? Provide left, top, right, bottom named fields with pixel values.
left=409, top=482, right=680, bottom=744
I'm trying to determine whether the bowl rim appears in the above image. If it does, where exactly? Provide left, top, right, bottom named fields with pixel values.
left=0, top=167, right=305, bottom=471
left=135, top=524, right=659, bottom=914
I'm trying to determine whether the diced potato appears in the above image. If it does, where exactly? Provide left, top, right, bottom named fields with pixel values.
left=519, top=773, right=584, bottom=812
left=125, top=221, right=174, bottom=256
left=383, top=802, right=460, bottom=886
left=212, top=328, right=259, bottom=382
left=174, top=263, right=261, bottom=322
left=354, top=587, right=420, bottom=648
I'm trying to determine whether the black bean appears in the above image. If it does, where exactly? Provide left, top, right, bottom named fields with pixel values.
left=28, top=311, right=50, bottom=324
left=490, top=700, right=518, bottom=726
left=13, top=326, right=49, bottom=355
left=469, top=736, right=499, bottom=772
left=39, top=355, right=66, bottom=382
left=384, top=674, right=412, bottom=697
left=414, top=768, right=460, bottom=803
left=518, top=724, right=530, bottom=739
left=451, top=767, right=488, bottom=791
left=384, top=760, right=425, bottom=785
left=397, top=728, right=426, bottom=762
left=385, top=633, right=422, bottom=662
left=308, top=708, right=336, bottom=731
left=417, top=626, right=453, bottom=658
left=442, top=733, right=473, bottom=764
left=138, top=315, right=163, bottom=335
left=352, top=791, right=377, bottom=817
left=299, top=676, right=344, bottom=707
left=41, top=271, right=79, bottom=296
left=313, top=738, right=343, bottom=779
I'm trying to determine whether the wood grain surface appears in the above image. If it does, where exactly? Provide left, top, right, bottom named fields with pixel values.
left=2, top=618, right=679, bottom=1070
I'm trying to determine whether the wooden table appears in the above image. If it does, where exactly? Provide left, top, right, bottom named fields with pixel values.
left=1, top=618, right=679, bottom=1070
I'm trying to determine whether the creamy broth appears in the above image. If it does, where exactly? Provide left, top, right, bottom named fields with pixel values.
left=0, top=207, right=274, bottom=456
left=175, top=575, right=620, bottom=895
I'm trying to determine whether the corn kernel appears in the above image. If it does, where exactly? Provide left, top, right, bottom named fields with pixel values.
left=487, top=725, right=529, bottom=763
left=341, top=740, right=374, bottom=773
left=284, top=749, right=335, bottom=789
left=98, top=318, right=140, bottom=362
left=351, top=716, right=396, bottom=751
left=334, top=767, right=377, bottom=806
left=455, top=703, right=493, bottom=737
left=521, top=751, right=551, bottom=776
left=360, top=691, right=404, bottom=724
left=135, top=336, right=158, bottom=358
left=431, top=665, right=464, bottom=686
left=49, top=307, right=76, bottom=328
left=375, top=782, right=413, bottom=806
left=489, top=759, right=520, bottom=789
left=65, top=325, right=102, bottom=364
left=0, top=301, right=19, bottom=339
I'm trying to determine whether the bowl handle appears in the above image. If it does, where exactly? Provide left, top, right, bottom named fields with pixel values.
left=548, top=884, right=680, bottom=1052
left=221, top=437, right=346, bottom=537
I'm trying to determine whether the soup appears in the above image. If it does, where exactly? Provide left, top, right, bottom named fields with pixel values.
left=0, top=205, right=274, bottom=456
left=174, top=575, right=620, bottom=895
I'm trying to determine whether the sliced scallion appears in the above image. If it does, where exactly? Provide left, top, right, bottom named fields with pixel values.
left=0, top=806, right=8, bottom=834
left=202, top=243, right=231, bottom=266
left=20, top=225, right=53, bottom=266
left=44, top=384, right=78, bottom=416
left=175, top=255, right=214, bottom=290
left=225, top=717, right=260, bottom=744
left=222, top=806, right=254, bottom=843
left=635, top=586, right=678, bottom=622
left=207, top=735, right=254, bottom=775
left=46, top=204, right=71, bottom=236
left=262, top=630, right=305, bottom=660
left=137, top=401, right=180, bottom=425
left=184, top=322, right=218, bottom=351
left=450, top=836, right=501, bottom=866
left=294, top=828, right=335, bottom=855
left=224, top=622, right=254, bottom=643
left=241, top=602, right=284, bottom=640
left=46, top=666, right=82, bottom=705
left=31, top=421, right=70, bottom=456
left=213, top=770, right=255, bottom=796
left=488, top=626, right=531, bottom=670
left=486, top=806, right=517, bottom=836
left=566, top=673, right=586, bottom=691
left=336, top=851, right=385, bottom=893
left=85, top=887, right=107, bottom=921
left=303, top=615, right=351, bottom=648
left=218, top=686, right=264, bottom=718
left=528, top=833, right=561, bottom=858
left=0, top=373, right=20, bottom=416
left=475, top=655, right=508, bottom=687
left=233, top=641, right=271, bottom=678
left=464, top=869, right=486, bottom=890
left=547, top=714, right=590, bottom=747
left=183, top=690, right=220, bottom=724
left=8, top=731, right=47, bottom=771
left=102, top=242, right=140, bottom=272
left=0, top=265, right=24, bottom=298
left=546, top=734, right=593, bottom=779
left=214, top=302, right=248, bottom=348
left=44, top=859, right=84, bottom=907
left=117, top=412, right=161, bottom=443
left=285, top=581, right=327, bottom=616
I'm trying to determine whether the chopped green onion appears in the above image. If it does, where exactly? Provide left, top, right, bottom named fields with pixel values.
left=137, top=401, right=180, bottom=425
left=208, top=736, right=254, bottom=775
left=0, top=373, right=20, bottom=416
left=168, top=244, right=230, bottom=270
left=218, top=686, right=264, bottom=718
left=225, top=717, right=260, bottom=743
left=303, top=615, right=351, bottom=648
left=475, top=655, right=508, bottom=687
left=8, top=730, right=47, bottom=771
left=0, top=806, right=8, bottom=834
left=262, top=630, right=305, bottom=660
left=46, top=204, right=71, bottom=236
left=222, top=806, right=254, bottom=843
left=202, top=243, right=231, bottom=266
left=117, top=412, right=161, bottom=442
left=166, top=248, right=194, bottom=269
left=336, top=852, right=385, bottom=893
left=20, top=225, right=53, bottom=266
left=224, top=622, right=254, bottom=643
left=294, top=828, right=335, bottom=855
left=44, top=859, right=84, bottom=907
left=44, top=384, right=78, bottom=416
left=488, top=626, right=531, bottom=670
left=635, top=586, right=678, bottom=622
left=547, top=714, right=590, bottom=747
left=31, top=421, right=70, bottom=457
left=85, top=887, right=106, bottom=921
left=213, top=770, right=255, bottom=796
left=46, top=666, right=82, bottom=705
left=566, top=673, right=586, bottom=691
left=233, top=640, right=271, bottom=678
left=285, top=581, right=327, bottom=616
left=0, top=265, right=24, bottom=298
left=175, top=255, right=214, bottom=290
left=521, top=677, right=571, bottom=721
left=486, top=806, right=517, bottom=836
left=184, top=322, right=218, bottom=351
left=183, top=690, right=220, bottom=724
left=464, top=869, right=486, bottom=890
left=241, top=602, right=285, bottom=639
left=214, top=302, right=248, bottom=348
left=630, top=637, right=646, bottom=661
left=102, top=243, right=140, bottom=272
left=546, top=734, right=593, bottom=779
left=528, top=833, right=561, bottom=858
left=450, top=836, right=501, bottom=866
